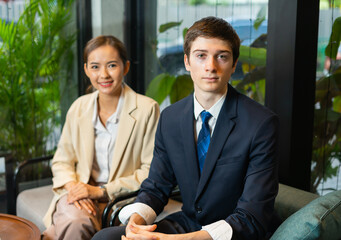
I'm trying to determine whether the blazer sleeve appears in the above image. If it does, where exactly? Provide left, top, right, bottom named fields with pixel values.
left=51, top=107, right=78, bottom=191
left=226, top=114, right=279, bottom=239
left=105, top=101, right=160, bottom=198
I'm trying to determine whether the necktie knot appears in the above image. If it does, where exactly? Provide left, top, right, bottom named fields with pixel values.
left=201, top=111, right=212, bottom=124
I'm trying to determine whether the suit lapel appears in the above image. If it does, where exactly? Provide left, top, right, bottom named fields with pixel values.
left=195, top=85, right=238, bottom=200
left=108, top=85, right=136, bottom=181
left=180, top=96, right=200, bottom=185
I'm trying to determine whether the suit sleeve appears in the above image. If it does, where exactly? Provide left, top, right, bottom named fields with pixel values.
left=135, top=110, right=178, bottom=215
left=225, top=114, right=279, bottom=239
left=106, top=101, right=160, bottom=198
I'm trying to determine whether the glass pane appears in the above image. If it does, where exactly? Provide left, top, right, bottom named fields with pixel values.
left=145, top=0, right=268, bottom=109
left=313, top=0, right=341, bottom=195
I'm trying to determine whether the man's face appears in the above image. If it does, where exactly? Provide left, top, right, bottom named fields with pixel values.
left=184, top=37, right=237, bottom=96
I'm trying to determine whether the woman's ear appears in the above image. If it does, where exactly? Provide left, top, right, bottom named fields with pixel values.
left=84, top=63, right=90, bottom=78
left=124, top=61, right=130, bottom=76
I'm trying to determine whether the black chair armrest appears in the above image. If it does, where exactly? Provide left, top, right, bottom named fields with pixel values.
left=14, top=155, right=54, bottom=198
left=102, top=190, right=140, bottom=228
left=102, top=187, right=182, bottom=228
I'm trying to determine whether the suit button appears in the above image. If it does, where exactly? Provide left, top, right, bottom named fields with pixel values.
left=195, top=206, right=202, bottom=213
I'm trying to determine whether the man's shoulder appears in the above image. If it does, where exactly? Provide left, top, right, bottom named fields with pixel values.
left=162, top=94, right=193, bottom=115
left=235, top=90, right=276, bottom=119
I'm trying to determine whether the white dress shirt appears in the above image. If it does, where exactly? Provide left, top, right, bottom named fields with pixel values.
left=91, top=87, right=124, bottom=183
left=119, top=89, right=233, bottom=240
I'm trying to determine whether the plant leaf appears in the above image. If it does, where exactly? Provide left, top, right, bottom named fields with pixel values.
left=325, top=16, right=341, bottom=59
left=146, top=73, right=176, bottom=104
left=254, top=6, right=266, bottom=30
left=159, top=20, right=183, bottom=33
left=183, top=27, right=188, bottom=40
left=169, top=74, right=193, bottom=103
left=239, top=45, right=267, bottom=66
left=332, top=96, right=341, bottom=113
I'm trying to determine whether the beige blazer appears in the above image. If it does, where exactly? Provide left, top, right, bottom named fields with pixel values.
left=43, top=85, right=159, bottom=227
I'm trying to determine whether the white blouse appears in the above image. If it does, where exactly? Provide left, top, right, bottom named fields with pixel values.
left=91, top=87, right=124, bottom=183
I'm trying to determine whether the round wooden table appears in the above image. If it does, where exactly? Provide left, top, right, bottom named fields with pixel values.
left=0, top=213, right=40, bottom=240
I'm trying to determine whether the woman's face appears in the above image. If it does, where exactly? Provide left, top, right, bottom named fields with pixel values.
left=84, top=45, right=130, bottom=97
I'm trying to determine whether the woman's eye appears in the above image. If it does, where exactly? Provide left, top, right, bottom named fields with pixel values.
left=108, top=64, right=116, bottom=69
left=91, top=65, right=98, bottom=69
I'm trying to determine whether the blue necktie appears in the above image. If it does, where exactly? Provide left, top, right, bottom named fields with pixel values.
left=197, top=111, right=212, bottom=173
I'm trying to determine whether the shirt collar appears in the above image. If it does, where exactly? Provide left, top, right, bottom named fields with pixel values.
left=92, top=84, right=125, bottom=127
left=193, top=88, right=227, bottom=121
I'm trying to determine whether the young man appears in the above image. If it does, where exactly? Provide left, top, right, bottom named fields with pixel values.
left=93, top=16, right=279, bottom=240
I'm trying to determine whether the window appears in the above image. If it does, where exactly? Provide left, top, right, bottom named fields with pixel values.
left=145, top=0, right=269, bottom=109
left=313, top=0, right=341, bottom=195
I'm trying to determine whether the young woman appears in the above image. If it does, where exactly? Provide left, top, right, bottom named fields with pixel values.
left=42, top=35, right=159, bottom=240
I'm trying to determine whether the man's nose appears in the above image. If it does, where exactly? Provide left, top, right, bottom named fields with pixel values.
left=205, top=56, right=217, bottom=72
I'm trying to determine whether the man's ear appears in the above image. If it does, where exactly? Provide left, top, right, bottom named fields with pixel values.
left=184, top=54, right=190, bottom=71
left=232, top=58, right=238, bottom=73
left=123, top=61, right=130, bottom=76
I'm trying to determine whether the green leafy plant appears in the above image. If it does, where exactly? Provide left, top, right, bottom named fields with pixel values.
left=0, top=0, right=75, bottom=163
left=311, top=16, right=341, bottom=192
left=231, top=7, right=267, bottom=104
left=146, top=21, right=193, bottom=105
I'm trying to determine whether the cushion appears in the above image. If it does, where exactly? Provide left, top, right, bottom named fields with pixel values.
left=16, top=185, right=53, bottom=232
left=271, top=190, right=341, bottom=240
left=275, top=184, right=318, bottom=221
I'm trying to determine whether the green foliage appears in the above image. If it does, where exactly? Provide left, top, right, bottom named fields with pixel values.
left=147, top=20, right=194, bottom=105
left=325, top=16, right=341, bottom=60
left=147, top=16, right=268, bottom=106
left=239, top=46, right=267, bottom=66
left=146, top=73, right=176, bottom=104
left=159, top=20, right=183, bottom=33
left=254, top=6, right=266, bottom=30
left=146, top=74, right=193, bottom=105
left=0, top=0, right=75, bottom=162
left=311, top=17, right=341, bottom=193
left=183, top=28, right=188, bottom=41
left=169, top=75, right=193, bottom=103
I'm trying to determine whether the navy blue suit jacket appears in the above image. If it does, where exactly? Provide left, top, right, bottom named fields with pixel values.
left=136, top=85, right=279, bottom=239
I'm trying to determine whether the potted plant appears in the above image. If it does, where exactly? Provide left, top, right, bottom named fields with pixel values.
left=0, top=0, right=75, bottom=181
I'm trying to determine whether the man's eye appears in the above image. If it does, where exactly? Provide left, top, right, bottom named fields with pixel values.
left=218, top=55, right=227, bottom=59
left=197, top=54, right=205, bottom=58
left=108, top=64, right=116, bottom=68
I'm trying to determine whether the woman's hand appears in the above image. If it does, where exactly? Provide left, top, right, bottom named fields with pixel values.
left=66, top=182, right=104, bottom=203
left=73, top=198, right=97, bottom=216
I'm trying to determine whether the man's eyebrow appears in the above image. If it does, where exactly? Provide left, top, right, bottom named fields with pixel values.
left=192, top=49, right=208, bottom=53
left=192, top=49, right=232, bottom=54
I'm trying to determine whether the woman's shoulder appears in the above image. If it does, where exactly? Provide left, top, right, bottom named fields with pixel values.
left=67, top=92, right=96, bottom=116
left=124, top=85, right=158, bottom=109
left=135, top=93, right=158, bottom=107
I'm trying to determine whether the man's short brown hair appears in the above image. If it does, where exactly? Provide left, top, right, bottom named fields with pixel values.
left=184, top=16, right=240, bottom=66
